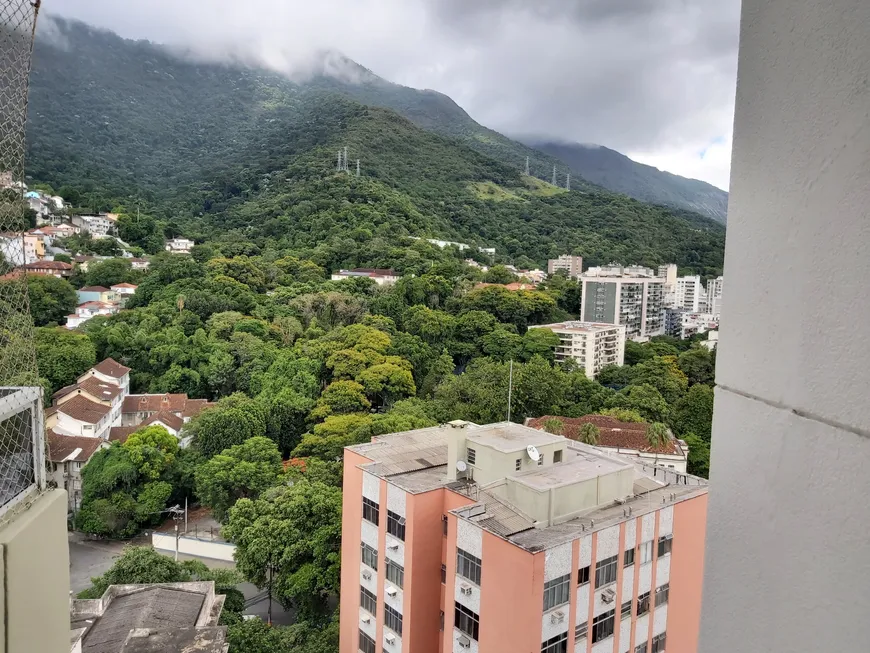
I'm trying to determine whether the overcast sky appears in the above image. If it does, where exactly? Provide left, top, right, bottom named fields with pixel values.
left=51, top=0, right=741, bottom=190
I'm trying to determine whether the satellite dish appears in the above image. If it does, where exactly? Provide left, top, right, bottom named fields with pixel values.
left=526, top=445, right=541, bottom=462
left=456, top=460, right=468, bottom=472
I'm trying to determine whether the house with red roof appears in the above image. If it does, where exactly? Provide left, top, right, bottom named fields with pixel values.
left=46, top=431, right=109, bottom=512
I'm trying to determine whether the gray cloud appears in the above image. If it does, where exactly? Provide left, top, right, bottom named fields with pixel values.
left=47, top=0, right=740, bottom=188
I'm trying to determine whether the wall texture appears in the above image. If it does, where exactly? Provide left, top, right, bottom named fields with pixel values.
left=700, top=1, right=870, bottom=651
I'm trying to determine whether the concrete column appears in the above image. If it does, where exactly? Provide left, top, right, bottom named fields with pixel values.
left=700, top=1, right=870, bottom=652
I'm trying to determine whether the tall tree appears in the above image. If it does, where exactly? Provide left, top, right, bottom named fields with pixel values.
left=34, top=327, right=96, bottom=394
left=19, top=274, right=77, bottom=326
left=578, top=422, right=600, bottom=445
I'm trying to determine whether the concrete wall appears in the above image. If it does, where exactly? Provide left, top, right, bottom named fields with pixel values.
left=0, top=490, right=70, bottom=653
left=151, top=532, right=236, bottom=562
left=339, top=450, right=369, bottom=653
left=699, top=1, right=870, bottom=651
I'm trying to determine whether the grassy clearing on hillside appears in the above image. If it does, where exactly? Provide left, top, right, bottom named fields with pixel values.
left=468, top=181, right=523, bottom=202
left=519, top=175, right=569, bottom=197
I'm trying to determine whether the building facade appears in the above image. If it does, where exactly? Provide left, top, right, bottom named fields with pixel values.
left=332, top=268, right=399, bottom=285
left=530, top=322, right=626, bottom=378
left=580, top=276, right=665, bottom=340
left=704, top=277, right=723, bottom=319
left=674, top=276, right=703, bottom=313
left=340, top=422, right=708, bottom=653
left=548, top=255, right=584, bottom=278
left=165, top=237, right=195, bottom=254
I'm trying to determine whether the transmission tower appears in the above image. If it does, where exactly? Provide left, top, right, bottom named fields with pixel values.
left=356, top=159, right=360, bottom=177
left=337, top=150, right=342, bottom=171
left=566, top=173, right=571, bottom=191
left=343, top=146, right=349, bottom=172
left=524, top=156, right=529, bottom=176
left=552, top=165, right=557, bottom=186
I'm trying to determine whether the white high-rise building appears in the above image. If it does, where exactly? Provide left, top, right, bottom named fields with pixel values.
left=547, top=254, right=583, bottom=278
left=529, top=321, right=626, bottom=378
left=674, top=275, right=704, bottom=312
left=580, top=273, right=665, bottom=340
left=706, top=276, right=724, bottom=318
left=658, top=264, right=678, bottom=307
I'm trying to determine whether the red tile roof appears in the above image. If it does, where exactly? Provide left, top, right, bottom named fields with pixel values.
left=46, top=431, right=105, bottom=462
left=181, top=398, right=215, bottom=419
left=52, top=384, right=79, bottom=402
left=21, top=260, right=72, bottom=270
left=79, top=285, right=111, bottom=292
left=56, top=395, right=111, bottom=424
left=92, top=357, right=131, bottom=378
left=77, top=376, right=122, bottom=401
left=142, top=411, right=184, bottom=432
left=123, top=393, right=188, bottom=414
left=110, top=282, right=137, bottom=289
left=108, top=426, right=139, bottom=444
left=526, top=415, right=681, bottom=455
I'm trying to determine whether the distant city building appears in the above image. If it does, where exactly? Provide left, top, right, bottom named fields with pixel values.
left=530, top=321, right=626, bottom=378
left=478, top=247, right=496, bottom=256
left=340, top=421, right=708, bottom=653
left=519, top=269, right=547, bottom=284
left=580, top=271, right=665, bottom=340
left=65, top=301, right=120, bottom=329
left=664, top=308, right=719, bottom=340
left=674, top=276, right=703, bottom=312
left=72, top=213, right=117, bottom=237
left=474, top=282, right=539, bottom=291
left=526, top=415, right=690, bottom=473
left=331, top=268, right=399, bottom=285
left=584, top=264, right=657, bottom=278
left=658, top=264, right=678, bottom=307
left=77, top=285, right=118, bottom=304
left=129, top=257, right=151, bottom=270
left=547, top=254, right=584, bottom=278
left=701, top=330, right=719, bottom=350
left=705, top=276, right=724, bottom=318
left=19, top=259, right=72, bottom=277
left=165, top=237, right=195, bottom=254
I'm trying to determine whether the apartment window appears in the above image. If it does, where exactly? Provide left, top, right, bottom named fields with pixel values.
left=578, top=565, right=590, bottom=585
left=543, top=573, right=571, bottom=611
left=655, top=583, right=670, bottom=607
left=591, top=609, right=615, bottom=643
left=639, top=540, right=654, bottom=565
left=362, top=497, right=380, bottom=525
left=515, top=458, right=522, bottom=471
left=466, top=448, right=476, bottom=465
left=575, top=622, right=588, bottom=640
left=359, top=630, right=376, bottom=653
left=457, top=549, right=482, bottom=585
left=360, top=586, right=377, bottom=615
left=387, top=510, right=406, bottom=541
left=441, top=564, right=447, bottom=584
left=361, top=543, right=378, bottom=571
left=651, top=633, right=667, bottom=653
left=384, top=605, right=403, bottom=635
left=635, top=642, right=648, bottom=653
left=439, top=610, right=445, bottom=631
left=595, top=555, right=618, bottom=587
left=553, top=450, right=563, bottom=463
left=657, top=534, right=673, bottom=557
left=621, top=599, right=632, bottom=620
left=637, top=591, right=651, bottom=616
left=442, top=514, right=448, bottom=536
left=541, top=633, right=568, bottom=653
left=386, top=559, right=404, bottom=589
left=454, top=603, right=480, bottom=640
left=624, top=547, right=635, bottom=567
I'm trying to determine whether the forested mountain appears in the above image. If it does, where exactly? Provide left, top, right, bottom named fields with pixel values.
left=526, top=140, right=729, bottom=223
left=25, top=18, right=725, bottom=273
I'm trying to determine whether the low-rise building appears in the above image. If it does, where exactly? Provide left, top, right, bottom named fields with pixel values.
left=19, top=259, right=72, bottom=277
left=77, top=285, right=118, bottom=304
left=165, top=237, right=195, bottom=254
left=122, top=393, right=213, bottom=427
left=129, top=257, right=150, bottom=270
left=340, top=421, right=708, bottom=653
left=72, top=213, right=117, bottom=237
left=547, top=254, right=584, bottom=278
left=78, top=357, right=132, bottom=395
left=49, top=394, right=114, bottom=439
left=664, top=309, right=719, bottom=340
left=53, top=374, right=125, bottom=428
left=526, top=415, right=690, bottom=473
left=529, top=321, right=626, bottom=378
left=65, top=301, right=120, bottom=329
left=331, top=268, right=399, bottom=285
left=111, top=282, right=137, bottom=297
left=46, top=430, right=108, bottom=513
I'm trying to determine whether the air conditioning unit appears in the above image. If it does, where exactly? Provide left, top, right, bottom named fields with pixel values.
left=601, top=588, right=616, bottom=603
left=398, top=516, right=406, bottom=526
left=387, top=541, right=399, bottom=551
left=384, top=633, right=396, bottom=645
left=457, top=635, right=471, bottom=648
left=460, top=583, right=472, bottom=596
left=360, top=615, right=370, bottom=624
left=551, top=610, right=565, bottom=624
left=386, top=586, right=398, bottom=597
left=362, top=570, right=372, bottom=580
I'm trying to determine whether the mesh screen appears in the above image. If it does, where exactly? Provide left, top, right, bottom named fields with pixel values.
left=0, top=0, right=43, bottom=509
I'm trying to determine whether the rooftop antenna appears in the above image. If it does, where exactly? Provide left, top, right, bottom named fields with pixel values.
left=506, top=359, right=514, bottom=422
left=356, top=159, right=360, bottom=177
left=524, top=156, right=529, bottom=176
left=552, top=165, right=557, bottom=186
left=566, top=173, right=571, bottom=191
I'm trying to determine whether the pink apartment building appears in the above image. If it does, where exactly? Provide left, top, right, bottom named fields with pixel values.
left=340, top=421, right=708, bottom=653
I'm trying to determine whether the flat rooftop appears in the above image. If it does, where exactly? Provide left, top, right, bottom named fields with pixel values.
left=514, top=447, right=631, bottom=491
left=466, top=422, right=562, bottom=454
left=533, top=321, right=624, bottom=333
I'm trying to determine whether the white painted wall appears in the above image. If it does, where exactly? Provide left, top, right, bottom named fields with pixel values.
left=699, top=2, right=870, bottom=652
left=151, top=533, right=235, bottom=562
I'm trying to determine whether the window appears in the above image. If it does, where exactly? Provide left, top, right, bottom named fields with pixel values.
left=657, top=534, right=673, bottom=557
left=457, top=549, right=482, bottom=585
left=655, top=583, right=669, bottom=607
left=442, top=514, right=448, bottom=536
left=361, top=543, right=378, bottom=571
left=439, top=610, right=445, bottom=631
left=360, top=586, right=377, bottom=615
left=635, top=642, right=648, bottom=653
left=362, top=497, right=380, bottom=525
left=541, top=633, right=568, bottom=653
left=591, top=609, right=615, bottom=643
left=621, top=599, right=632, bottom=620
left=441, top=564, right=447, bottom=584
left=639, top=540, right=654, bottom=564
left=515, top=458, right=522, bottom=471
left=577, top=565, right=590, bottom=585
left=651, top=633, right=666, bottom=653
left=575, top=622, right=588, bottom=640
left=384, top=605, right=403, bottom=635
left=637, top=591, right=651, bottom=616
left=595, top=555, right=618, bottom=587
left=466, top=448, right=476, bottom=465
left=553, top=449, right=563, bottom=463
left=359, top=630, right=376, bottom=653
left=386, top=559, right=404, bottom=589
left=454, top=603, right=480, bottom=640
left=387, top=510, right=406, bottom=541
left=624, top=547, right=635, bottom=567
left=543, top=573, right=571, bottom=611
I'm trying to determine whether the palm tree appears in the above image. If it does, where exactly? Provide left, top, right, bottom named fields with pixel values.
left=647, top=422, right=671, bottom=449
left=541, top=417, right=564, bottom=435
left=578, top=422, right=600, bottom=446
